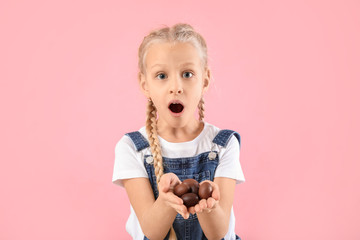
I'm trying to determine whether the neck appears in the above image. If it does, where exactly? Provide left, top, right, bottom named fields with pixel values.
left=156, top=119, right=204, bottom=143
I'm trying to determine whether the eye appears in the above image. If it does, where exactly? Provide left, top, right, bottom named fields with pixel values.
left=156, top=73, right=167, bottom=80
left=182, top=71, right=193, bottom=78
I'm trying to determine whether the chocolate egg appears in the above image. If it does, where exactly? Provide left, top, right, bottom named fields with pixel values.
left=181, top=193, right=199, bottom=208
left=199, top=182, right=213, bottom=199
left=174, top=183, right=190, bottom=197
left=183, top=179, right=199, bottom=194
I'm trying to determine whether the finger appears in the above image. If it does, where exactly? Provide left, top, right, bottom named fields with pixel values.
left=170, top=203, right=189, bottom=218
left=183, top=212, right=190, bottom=219
left=159, top=175, right=171, bottom=193
left=211, top=187, right=220, bottom=201
left=178, top=205, right=190, bottom=219
left=194, top=204, right=202, bottom=213
left=188, top=206, right=196, bottom=215
left=169, top=173, right=182, bottom=186
left=169, top=181, right=180, bottom=191
left=179, top=211, right=189, bottom=219
left=207, top=197, right=216, bottom=209
left=199, top=199, right=207, bottom=210
left=164, top=192, right=183, bottom=205
left=210, top=182, right=220, bottom=201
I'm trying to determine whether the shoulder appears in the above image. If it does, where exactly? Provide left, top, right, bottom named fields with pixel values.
left=200, top=122, right=220, bottom=142
left=113, top=127, right=150, bottom=187
left=212, top=125, right=245, bottom=184
left=204, top=122, right=241, bottom=148
left=115, top=134, right=135, bottom=152
left=115, top=126, right=148, bottom=153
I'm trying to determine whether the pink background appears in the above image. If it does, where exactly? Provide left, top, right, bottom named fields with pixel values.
left=1, top=0, right=359, bottom=239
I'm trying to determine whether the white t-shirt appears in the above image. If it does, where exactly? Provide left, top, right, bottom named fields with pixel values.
left=112, top=122, right=245, bottom=240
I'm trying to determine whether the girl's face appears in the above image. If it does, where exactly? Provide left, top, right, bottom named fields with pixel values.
left=139, top=42, right=210, bottom=129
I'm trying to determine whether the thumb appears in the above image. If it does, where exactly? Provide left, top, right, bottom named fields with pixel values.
left=212, top=189, right=220, bottom=201
left=159, top=175, right=170, bottom=193
left=211, top=183, right=220, bottom=201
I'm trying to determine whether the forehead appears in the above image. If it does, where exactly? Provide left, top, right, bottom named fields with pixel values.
left=145, top=42, right=202, bottom=69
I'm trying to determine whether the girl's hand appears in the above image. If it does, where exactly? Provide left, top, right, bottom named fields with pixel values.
left=158, top=173, right=190, bottom=219
left=188, top=180, right=220, bottom=215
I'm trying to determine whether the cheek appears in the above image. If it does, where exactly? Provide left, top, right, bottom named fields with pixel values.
left=191, top=86, right=204, bottom=101
left=148, top=85, right=165, bottom=99
left=150, top=97, right=167, bottom=113
left=188, top=95, right=203, bottom=113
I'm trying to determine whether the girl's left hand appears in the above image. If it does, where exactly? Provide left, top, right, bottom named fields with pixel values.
left=188, top=180, right=220, bottom=215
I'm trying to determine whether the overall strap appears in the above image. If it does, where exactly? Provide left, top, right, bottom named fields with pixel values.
left=212, top=129, right=241, bottom=148
left=125, top=131, right=150, bottom=152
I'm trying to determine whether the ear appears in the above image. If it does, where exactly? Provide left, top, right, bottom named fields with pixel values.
left=138, top=72, right=150, bottom=98
left=202, top=67, right=211, bottom=94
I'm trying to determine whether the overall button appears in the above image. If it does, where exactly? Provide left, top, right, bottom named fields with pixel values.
left=146, top=156, right=154, bottom=164
left=208, top=151, right=217, bottom=160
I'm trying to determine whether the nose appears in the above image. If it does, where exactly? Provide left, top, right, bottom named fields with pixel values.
left=169, top=78, right=183, bottom=94
left=170, top=88, right=183, bottom=94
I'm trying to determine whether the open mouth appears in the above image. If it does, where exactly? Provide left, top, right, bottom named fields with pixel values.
left=168, top=102, right=184, bottom=113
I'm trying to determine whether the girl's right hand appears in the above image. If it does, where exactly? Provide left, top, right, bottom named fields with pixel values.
left=158, top=173, right=190, bottom=219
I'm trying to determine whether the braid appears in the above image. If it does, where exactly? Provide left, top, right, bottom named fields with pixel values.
left=145, top=99, right=177, bottom=239
left=145, top=99, right=164, bottom=185
left=198, top=97, right=205, bottom=121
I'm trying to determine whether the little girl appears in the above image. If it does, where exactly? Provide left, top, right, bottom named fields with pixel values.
left=112, top=23, right=245, bottom=240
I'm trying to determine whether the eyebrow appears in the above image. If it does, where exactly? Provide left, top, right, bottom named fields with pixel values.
left=150, top=62, right=196, bottom=69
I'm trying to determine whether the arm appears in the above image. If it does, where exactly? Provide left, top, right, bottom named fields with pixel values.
left=192, top=177, right=236, bottom=240
left=123, top=174, right=188, bottom=240
left=194, top=134, right=242, bottom=239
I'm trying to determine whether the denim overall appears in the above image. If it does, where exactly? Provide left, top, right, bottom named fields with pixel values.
left=126, top=129, right=242, bottom=240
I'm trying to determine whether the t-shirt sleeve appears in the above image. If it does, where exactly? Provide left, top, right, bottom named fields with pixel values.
left=214, top=135, right=245, bottom=184
left=112, top=135, right=149, bottom=187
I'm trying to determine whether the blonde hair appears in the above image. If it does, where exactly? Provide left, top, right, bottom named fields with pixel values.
left=139, top=23, right=208, bottom=240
